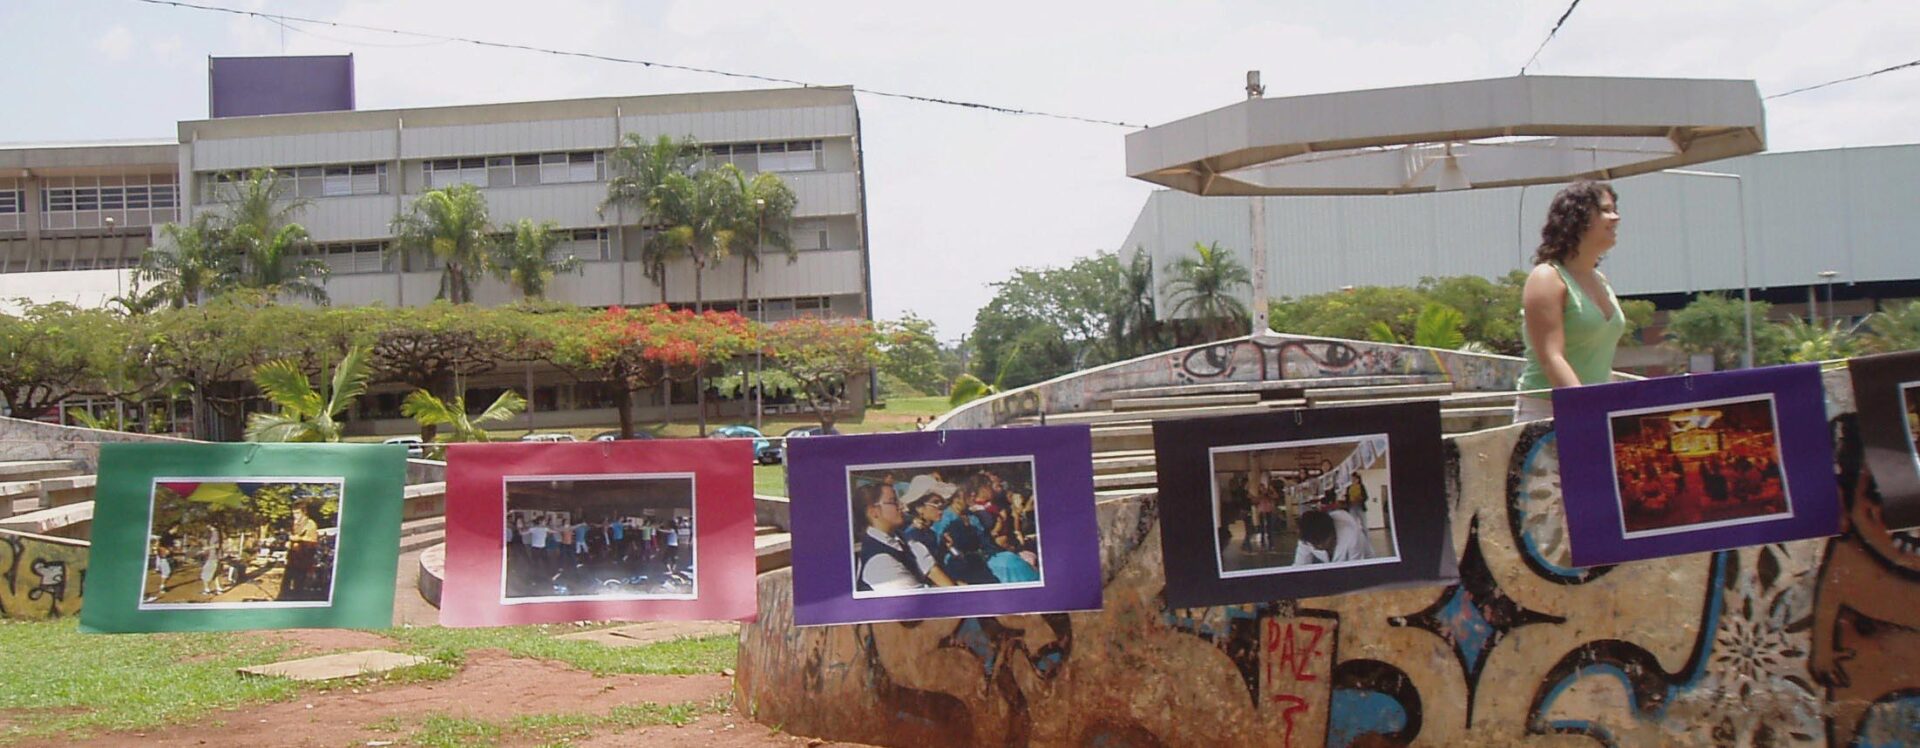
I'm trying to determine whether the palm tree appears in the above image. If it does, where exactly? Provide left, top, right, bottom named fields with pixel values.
left=1163, top=240, right=1251, bottom=342
left=733, top=170, right=798, bottom=313
left=244, top=347, right=372, bottom=443
left=137, top=217, right=235, bottom=309
left=214, top=169, right=329, bottom=304
left=390, top=184, right=493, bottom=304
left=400, top=388, right=527, bottom=451
left=1108, top=248, right=1162, bottom=359
left=490, top=219, right=580, bottom=299
left=604, top=134, right=701, bottom=299
left=1863, top=300, right=1920, bottom=353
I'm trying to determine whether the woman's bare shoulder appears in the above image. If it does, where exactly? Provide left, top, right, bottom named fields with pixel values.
left=1523, top=263, right=1567, bottom=290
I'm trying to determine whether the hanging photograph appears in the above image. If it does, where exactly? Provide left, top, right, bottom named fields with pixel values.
left=1155, top=401, right=1450, bottom=609
left=1555, top=364, right=1841, bottom=567
left=81, top=443, right=405, bottom=633
left=1210, top=434, right=1398, bottom=578
left=439, top=440, right=756, bottom=627
left=1849, top=350, right=1920, bottom=531
left=787, top=426, right=1101, bottom=626
left=140, top=479, right=343, bottom=608
left=847, top=457, right=1044, bottom=598
left=501, top=475, right=696, bottom=602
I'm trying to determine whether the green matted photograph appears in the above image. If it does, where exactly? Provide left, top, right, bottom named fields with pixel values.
left=80, top=443, right=407, bottom=633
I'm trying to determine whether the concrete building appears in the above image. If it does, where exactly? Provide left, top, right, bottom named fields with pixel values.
left=1, top=85, right=874, bottom=434
left=1122, top=143, right=1920, bottom=364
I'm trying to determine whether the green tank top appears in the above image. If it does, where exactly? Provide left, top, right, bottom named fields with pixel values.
left=1517, top=263, right=1626, bottom=395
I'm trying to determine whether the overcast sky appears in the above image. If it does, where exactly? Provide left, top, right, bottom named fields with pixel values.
left=3, top=1, right=1916, bottom=341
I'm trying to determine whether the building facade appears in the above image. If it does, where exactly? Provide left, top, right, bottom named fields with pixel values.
left=1122, top=143, right=1920, bottom=341
left=1, top=86, right=874, bottom=434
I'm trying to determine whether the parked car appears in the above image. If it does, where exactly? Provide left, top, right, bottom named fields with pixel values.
left=520, top=433, right=578, bottom=443
left=710, top=425, right=783, bottom=464
left=782, top=425, right=839, bottom=439
left=382, top=436, right=426, bottom=458
left=590, top=430, right=656, bottom=442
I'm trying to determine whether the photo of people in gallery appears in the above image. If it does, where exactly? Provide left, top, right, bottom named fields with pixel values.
left=847, top=459, right=1041, bottom=597
left=1209, top=435, right=1398, bottom=577
left=502, top=476, right=695, bottom=601
left=1609, top=396, right=1792, bottom=536
left=142, top=479, right=340, bottom=607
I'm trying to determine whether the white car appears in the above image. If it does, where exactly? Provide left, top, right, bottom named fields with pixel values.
left=382, top=436, right=426, bottom=458
left=520, top=433, right=579, bottom=443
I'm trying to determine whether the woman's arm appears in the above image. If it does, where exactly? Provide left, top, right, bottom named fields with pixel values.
left=1522, top=264, right=1582, bottom=388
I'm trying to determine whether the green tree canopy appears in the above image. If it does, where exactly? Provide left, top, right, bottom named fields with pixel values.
left=390, top=184, right=494, bottom=304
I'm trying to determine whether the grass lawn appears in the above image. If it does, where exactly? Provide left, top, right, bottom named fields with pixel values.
left=0, top=619, right=735, bottom=744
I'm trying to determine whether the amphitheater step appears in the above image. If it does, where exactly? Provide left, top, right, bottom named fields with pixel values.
left=756, top=524, right=783, bottom=536
left=1095, top=487, right=1157, bottom=502
left=755, top=531, right=792, bottom=573
left=1091, top=450, right=1157, bottom=474
left=1441, top=407, right=1517, bottom=433
left=1094, top=470, right=1159, bottom=490
left=1113, top=392, right=1260, bottom=411
left=1317, top=391, right=1524, bottom=409
left=1102, top=374, right=1443, bottom=402
left=1303, top=383, right=1456, bottom=403
left=1027, top=401, right=1293, bottom=427
left=397, top=528, right=445, bottom=555
left=0, top=460, right=86, bottom=483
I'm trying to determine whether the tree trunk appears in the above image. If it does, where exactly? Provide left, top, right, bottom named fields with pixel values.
left=615, top=386, right=634, bottom=440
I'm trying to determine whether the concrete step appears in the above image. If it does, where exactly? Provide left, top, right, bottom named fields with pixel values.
left=1113, top=393, right=1260, bottom=411
left=0, top=500, right=92, bottom=536
left=1102, top=374, right=1443, bottom=402
left=756, top=524, right=783, bottom=536
left=11, top=497, right=42, bottom=517
left=755, top=531, right=792, bottom=573
left=0, top=460, right=86, bottom=482
left=1091, top=450, right=1157, bottom=474
left=1303, top=383, right=1456, bottom=403
left=1318, top=391, right=1524, bottom=410
left=1094, top=470, right=1158, bottom=490
left=1024, top=401, right=1295, bottom=427
left=397, top=528, right=445, bottom=555
left=1442, top=407, right=1516, bottom=433
left=40, top=475, right=95, bottom=507
left=400, top=515, right=445, bottom=535
left=1095, top=487, right=1157, bottom=502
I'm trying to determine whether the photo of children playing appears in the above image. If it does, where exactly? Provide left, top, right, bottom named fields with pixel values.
left=142, top=479, right=340, bottom=607
left=502, top=476, right=695, bottom=601
left=1210, top=435, right=1397, bottom=577
left=1610, top=396, right=1792, bottom=536
left=848, top=459, right=1041, bottom=597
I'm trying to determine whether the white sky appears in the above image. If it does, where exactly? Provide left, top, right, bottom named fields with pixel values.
left=3, top=1, right=1917, bottom=342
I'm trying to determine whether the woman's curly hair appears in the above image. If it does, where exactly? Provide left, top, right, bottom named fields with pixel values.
left=1534, top=180, right=1617, bottom=265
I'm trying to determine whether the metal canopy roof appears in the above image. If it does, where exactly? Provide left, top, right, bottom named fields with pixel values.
left=1126, top=75, right=1766, bottom=196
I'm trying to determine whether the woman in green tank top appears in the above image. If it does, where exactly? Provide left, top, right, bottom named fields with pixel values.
left=1516, top=181, right=1626, bottom=422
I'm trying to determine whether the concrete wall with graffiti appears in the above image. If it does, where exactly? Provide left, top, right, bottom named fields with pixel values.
left=0, top=416, right=193, bottom=473
left=0, top=528, right=86, bottom=620
left=737, top=371, right=1920, bottom=746
left=937, top=335, right=1529, bottom=430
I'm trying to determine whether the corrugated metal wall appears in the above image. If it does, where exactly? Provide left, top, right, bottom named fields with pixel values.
left=1126, top=144, right=1920, bottom=318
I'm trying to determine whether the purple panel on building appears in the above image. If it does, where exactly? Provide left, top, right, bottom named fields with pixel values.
left=208, top=55, right=355, bottom=118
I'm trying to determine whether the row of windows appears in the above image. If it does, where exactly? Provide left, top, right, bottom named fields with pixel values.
left=205, top=163, right=388, bottom=201
left=705, top=140, right=823, bottom=174
left=425, top=152, right=604, bottom=189
left=0, top=191, right=20, bottom=215
left=312, top=241, right=390, bottom=275
left=43, top=184, right=179, bottom=213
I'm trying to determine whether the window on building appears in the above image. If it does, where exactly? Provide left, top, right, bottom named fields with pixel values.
left=792, top=220, right=829, bottom=251
left=556, top=228, right=611, bottom=262
left=0, top=190, right=21, bottom=214
left=312, top=241, right=388, bottom=275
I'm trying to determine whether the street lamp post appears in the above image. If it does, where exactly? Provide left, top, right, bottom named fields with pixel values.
left=753, top=198, right=766, bottom=432
left=1817, top=270, right=1839, bottom=326
left=1664, top=169, right=1754, bottom=368
left=103, top=215, right=120, bottom=297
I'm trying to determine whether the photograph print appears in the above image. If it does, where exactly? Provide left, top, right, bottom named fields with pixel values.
left=786, top=425, right=1103, bottom=626
left=849, top=458, right=1042, bottom=598
left=1211, top=434, right=1398, bottom=578
left=1154, top=401, right=1451, bottom=609
left=142, top=479, right=343, bottom=608
left=503, top=475, right=696, bottom=602
left=1608, top=396, right=1792, bottom=538
left=1847, top=350, right=1920, bottom=531
left=1555, top=363, right=1841, bottom=567
left=81, top=442, right=405, bottom=634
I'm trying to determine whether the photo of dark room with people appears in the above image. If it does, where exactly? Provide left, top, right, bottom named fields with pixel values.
left=1608, top=395, right=1793, bottom=538
left=502, top=475, right=696, bottom=602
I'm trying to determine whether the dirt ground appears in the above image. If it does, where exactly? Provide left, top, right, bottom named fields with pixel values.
left=24, top=632, right=866, bottom=748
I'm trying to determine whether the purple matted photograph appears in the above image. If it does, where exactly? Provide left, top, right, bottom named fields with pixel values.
left=787, top=425, right=1103, bottom=626
left=1554, top=363, right=1841, bottom=567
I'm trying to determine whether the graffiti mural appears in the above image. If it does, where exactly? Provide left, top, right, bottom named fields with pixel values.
left=738, top=375, right=1919, bottom=747
left=0, top=529, right=88, bottom=620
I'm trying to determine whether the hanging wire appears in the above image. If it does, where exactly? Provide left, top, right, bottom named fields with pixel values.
left=132, top=0, right=1145, bottom=128
left=1766, top=57, right=1920, bottom=99
left=1519, top=0, right=1584, bottom=75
